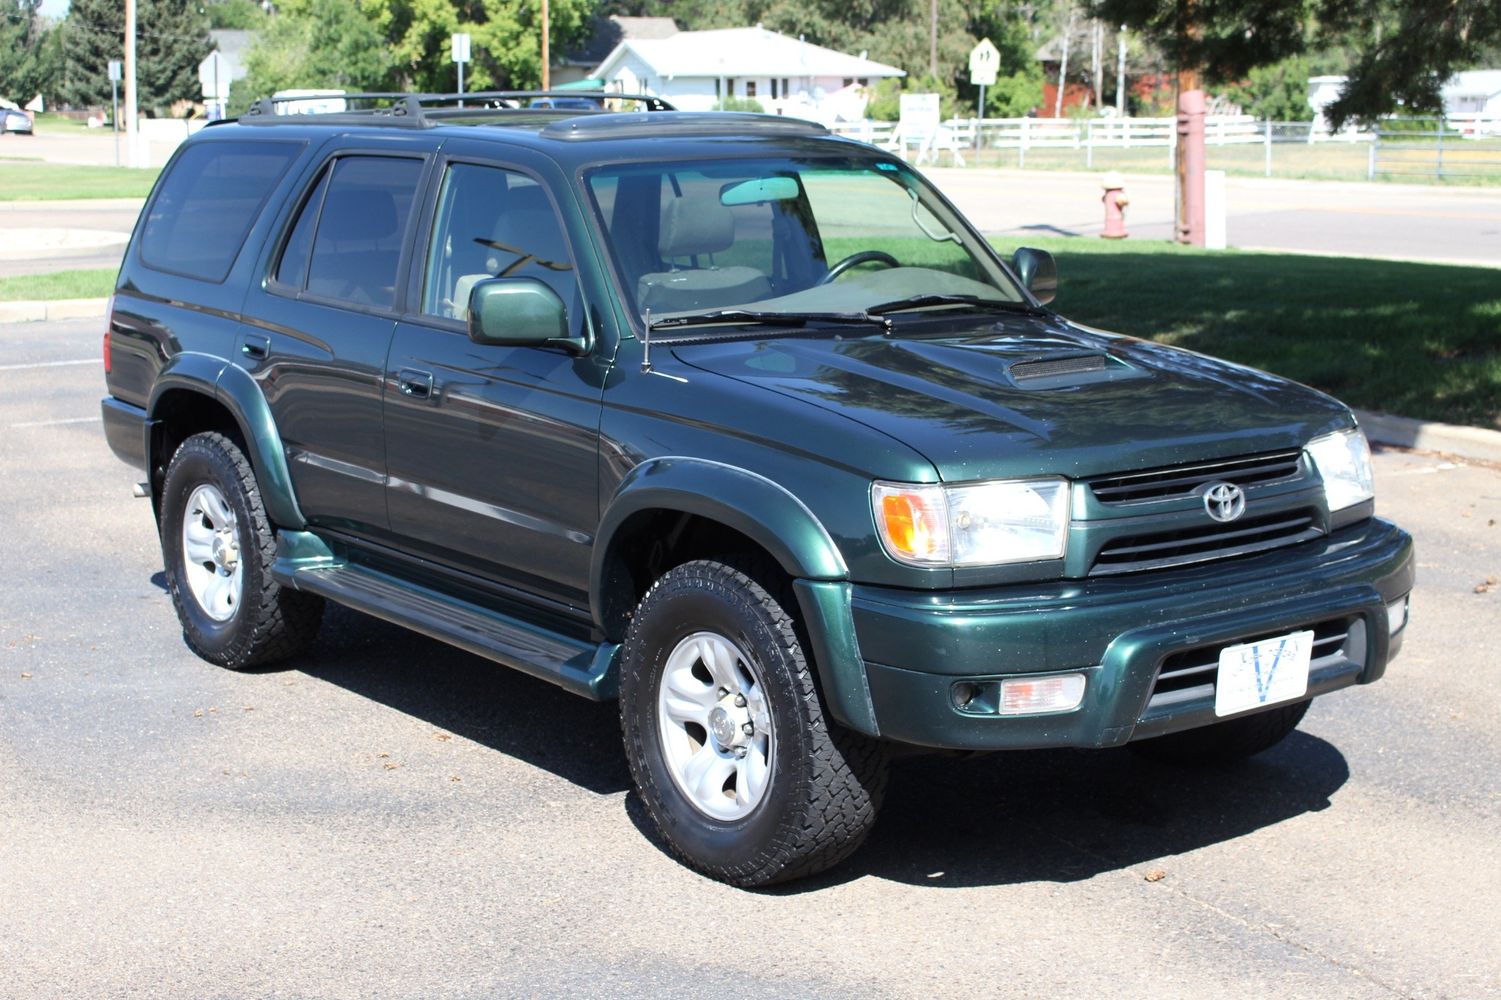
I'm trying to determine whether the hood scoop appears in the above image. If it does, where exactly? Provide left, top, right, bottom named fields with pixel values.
left=1007, top=352, right=1145, bottom=390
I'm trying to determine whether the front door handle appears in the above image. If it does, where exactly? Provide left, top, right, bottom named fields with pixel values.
left=241, top=335, right=270, bottom=360
left=396, top=368, right=435, bottom=399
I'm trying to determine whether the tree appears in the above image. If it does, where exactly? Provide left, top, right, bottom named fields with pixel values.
left=1087, top=0, right=1501, bottom=127
left=0, top=1, right=64, bottom=106
left=363, top=0, right=599, bottom=92
left=1220, top=56, right=1314, bottom=122
left=60, top=0, right=210, bottom=112
left=235, top=0, right=393, bottom=110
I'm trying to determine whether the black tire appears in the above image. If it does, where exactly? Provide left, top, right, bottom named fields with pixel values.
left=1131, top=699, right=1311, bottom=764
left=160, top=432, right=323, bottom=669
left=620, top=559, right=888, bottom=887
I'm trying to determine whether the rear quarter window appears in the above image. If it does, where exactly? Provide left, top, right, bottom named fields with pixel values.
left=139, top=140, right=302, bottom=283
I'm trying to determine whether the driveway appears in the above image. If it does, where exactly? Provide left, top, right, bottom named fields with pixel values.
left=1, top=321, right=1498, bottom=999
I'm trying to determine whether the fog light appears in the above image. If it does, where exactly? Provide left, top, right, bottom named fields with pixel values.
left=951, top=682, right=980, bottom=710
left=998, top=673, right=1086, bottom=715
left=1387, top=598, right=1408, bottom=635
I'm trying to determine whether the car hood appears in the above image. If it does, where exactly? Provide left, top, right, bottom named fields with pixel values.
left=668, top=317, right=1352, bottom=482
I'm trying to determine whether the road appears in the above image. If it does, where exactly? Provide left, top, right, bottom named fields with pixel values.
left=925, top=168, right=1501, bottom=267
left=2, top=318, right=1499, bottom=999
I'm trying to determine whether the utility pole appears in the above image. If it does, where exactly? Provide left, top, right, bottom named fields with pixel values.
left=1055, top=8, right=1073, bottom=118
left=929, top=0, right=938, bottom=79
left=541, top=0, right=550, bottom=90
left=123, top=0, right=140, bottom=168
left=1174, top=5, right=1206, bottom=245
left=1116, top=26, right=1126, bottom=116
left=1091, top=20, right=1102, bottom=108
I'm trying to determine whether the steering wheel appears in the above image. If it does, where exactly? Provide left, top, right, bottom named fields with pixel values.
left=817, top=250, right=900, bottom=285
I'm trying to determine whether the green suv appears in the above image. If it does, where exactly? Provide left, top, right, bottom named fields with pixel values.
left=100, top=93, right=1414, bottom=887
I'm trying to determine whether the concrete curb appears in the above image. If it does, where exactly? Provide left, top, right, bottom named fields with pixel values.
left=1356, top=409, right=1501, bottom=465
left=0, top=297, right=109, bottom=323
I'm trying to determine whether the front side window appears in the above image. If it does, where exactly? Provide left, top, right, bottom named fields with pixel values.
left=140, top=140, right=301, bottom=282
left=421, top=162, right=579, bottom=331
left=586, top=157, right=1023, bottom=322
left=276, top=155, right=423, bottom=310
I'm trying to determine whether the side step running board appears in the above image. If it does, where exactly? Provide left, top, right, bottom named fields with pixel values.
left=277, top=558, right=619, bottom=700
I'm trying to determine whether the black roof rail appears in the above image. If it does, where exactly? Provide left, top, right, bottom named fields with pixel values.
left=236, top=91, right=674, bottom=128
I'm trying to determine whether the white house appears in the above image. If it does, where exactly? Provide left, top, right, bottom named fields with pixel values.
left=1310, top=71, right=1501, bottom=129
left=1441, top=70, right=1501, bottom=116
left=591, top=25, right=905, bottom=122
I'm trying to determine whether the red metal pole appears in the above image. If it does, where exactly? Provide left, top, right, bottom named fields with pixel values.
left=1176, top=82, right=1205, bottom=245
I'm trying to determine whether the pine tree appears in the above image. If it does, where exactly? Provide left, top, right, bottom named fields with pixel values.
left=60, top=0, right=122, bottom=108
left=60, top=0, right=209, bottom=112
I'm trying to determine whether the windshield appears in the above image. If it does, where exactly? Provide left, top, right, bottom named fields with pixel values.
left=585, top=156, right=1026, bottom=329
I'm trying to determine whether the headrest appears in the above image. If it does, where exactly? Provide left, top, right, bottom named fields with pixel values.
left=658, top=198, right=734, bottom=257
left=319, top=187, right=398, bottom=242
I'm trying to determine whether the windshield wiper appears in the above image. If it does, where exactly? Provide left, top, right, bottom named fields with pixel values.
left=866, top=294, right=1046, bottom=317
left=646, top=308, right=890, bottom=332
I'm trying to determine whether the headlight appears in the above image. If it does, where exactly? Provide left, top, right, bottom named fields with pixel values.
left=872, top=478, right=1070, bottom=567
left=1306, top=428, right=1374, bottom=512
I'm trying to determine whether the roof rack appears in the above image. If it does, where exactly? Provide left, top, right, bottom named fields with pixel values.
left=238, top=91, right=675, bottom=128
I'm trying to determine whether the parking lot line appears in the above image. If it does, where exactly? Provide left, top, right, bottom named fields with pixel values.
left=0, top=358, right=98, bottom=371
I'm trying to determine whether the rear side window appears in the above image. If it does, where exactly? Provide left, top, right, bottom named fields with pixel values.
left=139, top=140, right=301, bottom=282
left=275, top=155, right=422, bottom=311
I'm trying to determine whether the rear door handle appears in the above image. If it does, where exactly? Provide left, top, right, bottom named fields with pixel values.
left=397, top=368, right=435, bottom=399
left=241, top=335, right=270, bottom=360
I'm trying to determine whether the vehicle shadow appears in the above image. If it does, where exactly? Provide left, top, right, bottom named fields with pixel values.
left=294, top=605, right=633, bottom=796
left=770, top=732, right=1349, bottom=892
left=290, top=606, right=1347, bottom=888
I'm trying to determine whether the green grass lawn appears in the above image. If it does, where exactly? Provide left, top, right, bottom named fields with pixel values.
left=989, top=236, right=1501, bottom=429
left=0, top=268, right=117, bottom=302
left=0, top=161, right=159, bottom=200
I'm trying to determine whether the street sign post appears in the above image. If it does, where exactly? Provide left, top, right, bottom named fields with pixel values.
left=968, top=38, right=999, bottom=151
left=452, top=32, right=471, bottom=98
left=108, top=59, right=122, bottom=166
left=197, top=50, right=231, bottom=121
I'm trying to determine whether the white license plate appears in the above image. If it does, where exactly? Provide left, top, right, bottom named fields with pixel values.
left=1214, top=630, right=1314, bottom=717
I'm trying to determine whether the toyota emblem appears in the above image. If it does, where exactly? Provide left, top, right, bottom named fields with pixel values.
left=1201, top=481, right=1246, bottom=522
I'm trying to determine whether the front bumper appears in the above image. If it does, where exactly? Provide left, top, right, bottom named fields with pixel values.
left=851, top=517, right=1414, bottom=750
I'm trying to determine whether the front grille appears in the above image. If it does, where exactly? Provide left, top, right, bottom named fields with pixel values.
left=1144, top=617, right=1359, bottom=713
left=1089, top=449, right=1304, bottom=505
left=1089, top=508, right=1322, bottom=576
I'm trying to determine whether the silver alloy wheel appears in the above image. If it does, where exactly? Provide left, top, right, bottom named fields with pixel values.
left=180, top=483, right=243, bottom=623
left=656, top=630, right=775, bottom=821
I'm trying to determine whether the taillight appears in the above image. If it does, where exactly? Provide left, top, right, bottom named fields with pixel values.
left=102, top=294, right=114, bottom=373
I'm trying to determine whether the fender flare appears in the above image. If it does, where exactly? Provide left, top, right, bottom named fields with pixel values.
left=592, top=456, right=879, bottom=735
left=148, top=353, right=306, bottom=529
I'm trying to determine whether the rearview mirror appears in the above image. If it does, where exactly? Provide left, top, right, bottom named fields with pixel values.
left=467, top=278, right=587, bottom=354
left=720, top=176, right=799, bottom=205
left=1011, top=247, right=1057, bottom=306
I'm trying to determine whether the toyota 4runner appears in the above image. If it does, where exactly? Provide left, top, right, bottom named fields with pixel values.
left=100, top=93, right=1414, bottom=887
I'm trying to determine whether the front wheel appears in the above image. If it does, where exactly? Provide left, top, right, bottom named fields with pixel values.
left=620, top=560, right=888, bottom=887
left=159, top=432, right=323, bottom=669
left=1131, top=699, right=1311, bottom=764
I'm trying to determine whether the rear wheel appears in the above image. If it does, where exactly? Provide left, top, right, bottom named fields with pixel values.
left=160, top=432, right=322, bottom=669
left=620, top=559, right=888, bottom=887
left=1131, top=699, right=1311, bottom=764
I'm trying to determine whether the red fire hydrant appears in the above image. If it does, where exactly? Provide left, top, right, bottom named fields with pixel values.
left=1101, top=171, right=1129, bottom=239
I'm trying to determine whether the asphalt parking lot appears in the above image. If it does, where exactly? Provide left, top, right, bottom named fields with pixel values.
left=2, top=317, right=1498, bottom=999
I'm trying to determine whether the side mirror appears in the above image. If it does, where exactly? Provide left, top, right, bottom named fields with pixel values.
left=1011, top=247, right=1057, bottom=306
left=467, top=277, right=587, bottom=354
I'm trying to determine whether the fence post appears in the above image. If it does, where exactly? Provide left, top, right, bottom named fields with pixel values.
left=1264, top=118, right=1272, bottom=177
left=1019, top=117, right=1029, bottom=169
left=1368, top=134, right=1377, bottom=180
left=1436, top=117, right=1445, bottom=179
left=1123, top=117, right=1131, bottom=148
left=1086, top=119, right=1093, bottom=169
